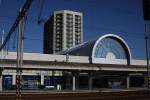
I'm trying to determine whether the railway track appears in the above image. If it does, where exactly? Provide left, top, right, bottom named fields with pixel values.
left=0, top=90, right=150, bottom=100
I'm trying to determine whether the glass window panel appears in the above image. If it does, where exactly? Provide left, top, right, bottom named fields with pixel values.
left=94, top=37, right=126, bottom=59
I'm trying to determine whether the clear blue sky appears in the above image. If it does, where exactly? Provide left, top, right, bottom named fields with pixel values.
left=0, top=0, right=146, bottom=59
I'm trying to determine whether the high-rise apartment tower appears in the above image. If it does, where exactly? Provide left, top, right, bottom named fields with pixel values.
left=43, top=10, right=83, bottom=54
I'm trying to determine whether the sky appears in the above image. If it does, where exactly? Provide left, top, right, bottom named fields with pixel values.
left=0, top=0, right=147, bottom=59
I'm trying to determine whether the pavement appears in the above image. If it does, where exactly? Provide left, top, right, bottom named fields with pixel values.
left=0, top=87, right=148, bottom=94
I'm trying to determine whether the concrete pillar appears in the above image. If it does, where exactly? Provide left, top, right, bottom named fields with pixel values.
left=40, top=75, right=45, bottom=89
left=12, top=74, right=16, bottom=89
left=41, top=75, right=44, bottom=86
left=65, top=72, right=72, bottom=90
left=0, top=76, right=2, bottom=91
left=127, top=76, right=130, bottom=89
left=72, top=72, right=79, bottom=91
left=144, top=76, right=148, bottom=88
left=89, top=72, right=93, bottom=90
left=12, top=74, right=16, bottom=85
left=72, top=75, right=76, bottom=91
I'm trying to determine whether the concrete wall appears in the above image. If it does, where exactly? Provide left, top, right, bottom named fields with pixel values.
left=131, top=59, right=147, bottom=66
left=1, top=52, right=149, bottom=66
left=92, top=58, right=127, bottom=65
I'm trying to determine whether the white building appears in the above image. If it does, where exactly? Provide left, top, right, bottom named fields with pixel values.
left=43, top=10, right=83, bottom=54
left=0, top=34, right=149, bottom=91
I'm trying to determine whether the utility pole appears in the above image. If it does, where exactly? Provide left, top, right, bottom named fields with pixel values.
left=16, top=9, right=25, bottom=100
left=145, top=20, right=150, bottom=90
left=0, top=30, right=4, bottom=69
left=143, top=0, right=150, bottom=90
left=0, top=0, right=32, bottom=98
left=0, top=29, right=4, bottom=92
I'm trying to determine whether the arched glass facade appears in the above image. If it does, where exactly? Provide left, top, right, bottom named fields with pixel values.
left=61, top=34, right=131, bottom=64
left=94, top=37, right=126, bottom=59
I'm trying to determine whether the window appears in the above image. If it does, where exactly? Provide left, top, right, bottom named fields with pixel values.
left=94, top=37, right=126, bottom=59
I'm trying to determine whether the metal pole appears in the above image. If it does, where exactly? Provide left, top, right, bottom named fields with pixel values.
left=16, top=9, right=25, bottom=100
left=1, top=30, right=4, bottom=68
left=145, top=21, right=150, bottom=90
left=0, top=29, right=4, bottom=91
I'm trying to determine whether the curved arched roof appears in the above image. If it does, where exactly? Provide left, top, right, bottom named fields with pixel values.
left=58, top=39, right=97, bottom=56
left=58, top=34, right=132, bottom=64
left=92, top=34, right=132, bottom=60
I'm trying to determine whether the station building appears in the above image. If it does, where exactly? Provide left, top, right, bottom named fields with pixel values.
left=0, top=34, right=149, bottom=91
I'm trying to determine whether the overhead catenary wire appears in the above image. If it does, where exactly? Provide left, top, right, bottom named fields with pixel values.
left=37, top=0, right=45, bottom=24
left=0, top=0, right=2, bottom=5
left=0, top=0, right=33, bottom=51
left=0, top=0, right=146, bottom=55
